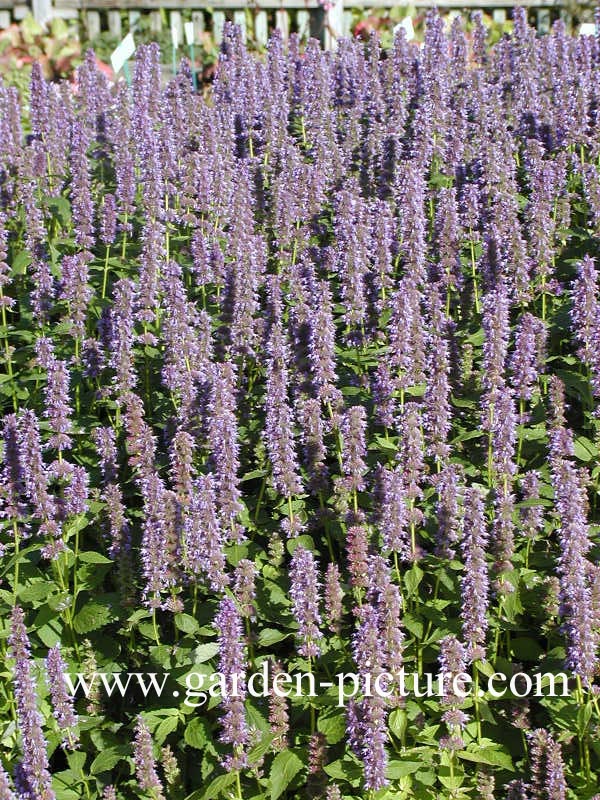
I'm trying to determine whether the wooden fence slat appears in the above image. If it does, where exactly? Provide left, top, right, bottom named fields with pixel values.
left=192, top=10, right=204, bottom=40
left=128, top=9, right=140, bottom=31
left=492, top=8, right=506, bottom=23
left=212, top=9, right=225, bottom=44
left=32, top=0, right=52, bottom=24
left=0, top=9, right=10, bottom=27
left=342, top=9, right=352, bottom=36
left=149, top=9, right=162, bottom=32
left=296, top=8, right=310, bottom=38
left=536, top=7, right=550, bottom=33
left=254, top=9, right=268, bottom=45
left=325, top=0, right=344, bottom=48
left=170, top=9, right=183, bottom=44
left=108, top=9, right=122, bottom=37
left=559, top=8, right=572, bottom=32
left=13, top=4, right=29, bottom=20
left=86, top=9, right=101, bottom=38
left=51, top=7, right=79, bottom=18
left=275, top=8, right=289, bottom=41
left=233, top=8, right=246, bottom=41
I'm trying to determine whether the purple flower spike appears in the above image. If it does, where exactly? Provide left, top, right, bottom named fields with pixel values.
left=9, top=607, right=55, bottom=800
left=290, top=545, right=323, bottom=659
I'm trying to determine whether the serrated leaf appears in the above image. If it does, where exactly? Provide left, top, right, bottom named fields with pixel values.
left=270, top=750, right=303, bottom=800
left=184, top=717, right=210, bottom=749
left=458, top=747, right=513, bottom=770
left=574, top=435, right=598, bottom=462
left=386, top=760, right=421, bottom=779
left=175, top=613, right=199, bottom=634
left=258, top=628, right=290, bottom=647
left=90, top=746, right=129, bottom=774
left=73, top=602, right=112, bottom=634
left=78, top=552, right=113, bottom=564
left=154, top=714, right=179, bottom=745
left=185, top=771, right=237, bottom=800
left=317, top=711, right=346, bottom=744
left=194, top=642, right=219, bottom=663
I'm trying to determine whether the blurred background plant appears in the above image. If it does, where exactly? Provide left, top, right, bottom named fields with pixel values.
left=0, top=14, right=81, bottom=95
left=0, top=2, right=593, bottom=95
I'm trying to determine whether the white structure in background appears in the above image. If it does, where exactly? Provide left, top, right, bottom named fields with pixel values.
left=393, top=15, right=415, bottom=41
left=110, top=31, right=135, bottom=75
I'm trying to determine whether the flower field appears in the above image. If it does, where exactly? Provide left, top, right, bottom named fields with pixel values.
left=2, top=9, right=600, bottom=799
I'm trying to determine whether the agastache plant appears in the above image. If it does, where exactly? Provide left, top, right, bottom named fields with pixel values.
left=3, top=13, right=600, bottom=799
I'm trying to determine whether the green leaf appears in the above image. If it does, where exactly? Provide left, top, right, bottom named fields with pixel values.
left=270, top=750, right=303, bottom=800
left=574, top=435, right=598, bottom=462
left=20, top=582, right=57, bottom=603
left=73, top=602, right=112, bottom=634
left=324, top=757, right=363, bottom=783
left=155, top=714, right=179, bottom=745
left=11, top=251, right=31, bottom=276
left=458, top=747, right=513, bottom=770
left=317, top=711, right=346, bottom=744
left=78, top=552, right=113, bottom=564
left=185, top=771, right=237, bottom=800
left=258, top=628, right=291, bottom=647
left=247, top=733, right=275, bottom=765
left=385, top=760, right=421, bottom=779
left=404, top=564, right=424, bottom=598
left=184, top=718, right=210, bottom=750
left=194, top=642, right=219, bottom=663
left=388, top=708, right=408, bottom=741
left=90, top=746, right=129, bottom=775
left=66, top=751, right=86, bottom=775
left=175, top=613, right=199, bottom=634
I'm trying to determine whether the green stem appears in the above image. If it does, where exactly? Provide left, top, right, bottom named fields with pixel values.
left=102, top=244, right=111, bottom=300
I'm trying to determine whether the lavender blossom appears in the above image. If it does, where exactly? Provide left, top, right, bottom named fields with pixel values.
left=268, top=660, right=289, bottom=751
left=234, top=559, right=257, bottom=620
left=322, top=563, right=344, bottom=635
left=371, top=363, right=396, bottom=428
left=0, top=764, right=16, bottom=800
left=100, top=194, right=117, bottom=247
left=9, top=606, right=55, bottom=800
left=460, top=488, right=489, bottom=661
left=208, top=363, right=244, bottom=538
left=550, top=454, right=597, bottom=682
left=214, top=597, right=249, bottom=769
left=59, top=252, right=92, bottom=341
left=431, top=463, right=463, bottom=559
left=17, top=411, right=58, bottom=539
left=93, top=426, right=119, bottom=485
left=511, top=313, right=547, bottom=404
left=298, top=397, right=329, bottom=494
left=376, top=466, right=410, bottom=559
left=341, top=406, right=368, bottom=494
left=133, top=716, right=166, bottom=800
left=520, top=471, right=545, bottom=538
left=264, top=322, right=303, bottom=498
left=140, top=473, right=178, bottom=608
left=43, top=359, right=73, bottom=452
left=346, top=522, right=370, bottom=591
left=0, top=414, right=25, bottom=523
left=308, top=280, right=339, bottom=403
left=349, top=603, right=389, bottom=790
left=527, top=729, right=567, bottom=800
left=45, top=645, right=78, bottom=748
left=289, top=545, right=323, bottom=659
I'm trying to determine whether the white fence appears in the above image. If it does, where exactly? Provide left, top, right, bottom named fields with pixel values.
left=0, top=0, right=574, bottom=48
